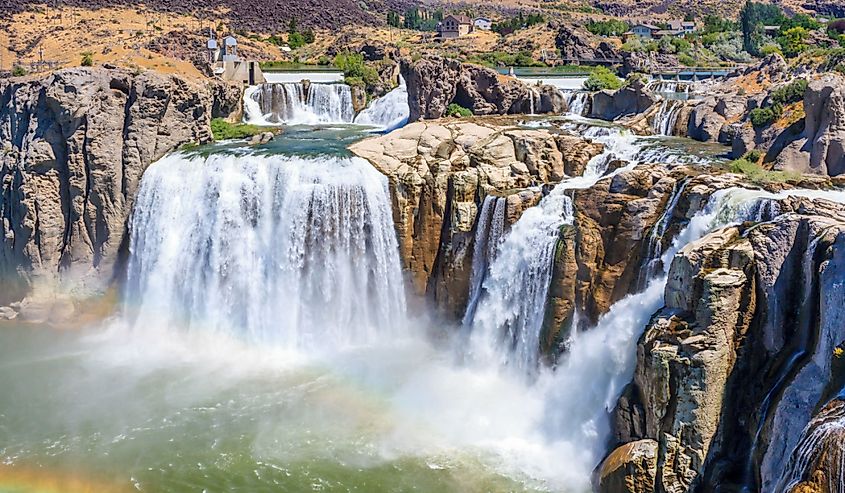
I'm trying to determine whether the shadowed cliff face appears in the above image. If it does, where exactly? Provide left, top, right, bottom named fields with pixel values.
left=601, top=202, right=845, bottom=493
left=0, top=67, right=240, bottom=305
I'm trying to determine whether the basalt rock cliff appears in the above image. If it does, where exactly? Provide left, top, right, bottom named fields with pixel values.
left=0, top=67, right=240, bottom=308
left=400, top=57, right=565, bottom=122
left=349, top=118, right=604, bottom=313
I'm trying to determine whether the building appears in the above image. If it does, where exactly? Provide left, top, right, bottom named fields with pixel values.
left=474, top=17, right=493, bottom=31
left=667, top=20, right=696, bottom=34
left=222, top=36, right=239, bottom=62
left=632, top=23, right=660, bottom=39
left=437, top=15, right=473, bottom=40
left=653, top=29, right=685, bottom=39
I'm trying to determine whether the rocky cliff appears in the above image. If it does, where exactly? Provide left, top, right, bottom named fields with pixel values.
left=599, top=199, right=845, bottom=493
left=400, top=57, right=565, bottom=122
left=0, top=67, right=240, bottom=309
left=349, top=118, right=604, bottom=314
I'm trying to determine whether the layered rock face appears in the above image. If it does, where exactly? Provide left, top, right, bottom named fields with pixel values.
left=400, top=57, right=564, bottom=122
left=589, top=80, right=658, bottom=122
left=349, top=119, right=604, bottom=314
left=555, top=24, right=620, bottom=64
left=774, top=74, right=845, bottom=177
left=600, top=201, right=845, bottom=493
left=0, top=67, right=238, bottom=305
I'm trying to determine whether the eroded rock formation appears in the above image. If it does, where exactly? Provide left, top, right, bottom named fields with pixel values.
left=0, top=67, right=239, bottom=306
left=349, top=119, right=604, bottom=314
left=600, top=201, right=845, bottom=493
left=400, top=57, right=564, bottom=122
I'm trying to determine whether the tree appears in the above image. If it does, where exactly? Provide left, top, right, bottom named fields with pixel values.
left=288, top=32, right=306, bottom=49
left=302, top=28, right=315, bottom=44
left=288, top=17, right=298, bottom=34
left=740, top=1, right=786, bottom=55
left=11, top=65, right=27, bottom=77
left=81, top=52, right=93, bottom=67
left=777, top=26, right=808, bottom=57
left=583, top=67, right=623, bottom=91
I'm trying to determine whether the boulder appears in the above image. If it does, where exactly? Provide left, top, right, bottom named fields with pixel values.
left=590, top=86, right=657, bottom=121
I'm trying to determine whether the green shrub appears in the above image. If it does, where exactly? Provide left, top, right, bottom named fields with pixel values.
left=11, top=65, right=27, bottom=77
left=586, top=19, right=629, bottom=37
left=334, top=52, right=380, bottom=87
left=678, top=53, right=696, bottom=66
left=743, top=149, right=763, bottom=163
left=760, top=43, right=783, bottom=56
left=749, top=107, right=776, bottom=127
left=624, top=72, right=648, bottom=88
left=770, top=79, right=807, bottom=106
left=446, top=103, right=473, bottom=118
left=583, top=67, right=622, bottom=91
left=210, top=118, right=265, bottom=141
left=288, top=32, right=306, bottom=49
left=81, top=52, right=94, bottom=67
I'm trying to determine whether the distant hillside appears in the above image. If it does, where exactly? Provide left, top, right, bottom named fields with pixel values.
left=589, top=0, right=843, bottom=18
left=0, top=0, right=417, bottom=31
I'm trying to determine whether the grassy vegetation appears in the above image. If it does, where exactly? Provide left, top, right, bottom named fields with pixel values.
left=727, top=158, right=800, bottom=184
left=210, top=118, right=266, bottom=141
left=334, top=52, right=380, bottom=88
left=749, top=78, right=808, bottom=128
left=446, top=103, right=472, bottom=118
left=583, top=67, right=622, bottom=91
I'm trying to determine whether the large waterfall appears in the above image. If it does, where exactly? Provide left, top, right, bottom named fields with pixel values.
left=244, top=82, right=356, bottom=125
left=125, top=152, right=406, bottom=349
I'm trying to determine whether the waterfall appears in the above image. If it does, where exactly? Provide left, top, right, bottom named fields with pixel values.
left=776, top=400, right=845, bottom=493
left=466, top=127, right=648, bottom=374
left=125, top=152, right=406, bottom=350
left=462, top=195, right=507, bottom=327
left=353, top=77, right=410, bottom=132
left=646, top=80, right=692, bottom=95
left=652, top=98, right=684, bottom=136
left=637, top=178, right=689, bottom=289
left=561, top=90, right=589, bottom=116
left=244, top=83, right=355, bottom=125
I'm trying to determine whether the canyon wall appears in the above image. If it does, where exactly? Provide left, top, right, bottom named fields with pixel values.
left=0, top=67, right=240, bottom=306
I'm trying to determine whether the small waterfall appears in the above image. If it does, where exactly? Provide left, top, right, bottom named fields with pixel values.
left=462, top=195, right=507, bottom=327
left=637, top=178, right=689, bottom=289
left=646, top=80, right=692, bottom=95
left=561, top=90, right=589, bottom=116
left=353, top=77, right=410, bottom=132
left=125, top=152, right=406, bottom=349
left=652, top=98, right=684, bottom=136
left=776, top=400, right=845, bottom=493
left=244, top=82, right=355, bottom=125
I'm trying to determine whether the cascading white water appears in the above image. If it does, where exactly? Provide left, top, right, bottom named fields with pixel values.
left=637, top=178, right=689, bottom=288
left=776, top=400, right=845, bottom=493
left=353, top=77, right=410, bottom=132
left=466, top=127, right=650, bottom=373
left=244, top=82, right=355, bottom=125
left=126, top=152, right=406, bottom=350
left=463, top=195, right=508, bottom=327
left=646, top=80, right=692, bottom=94
left=561, top=90, right=589, bottom=116
left=652, top=98, right=684, bottom=136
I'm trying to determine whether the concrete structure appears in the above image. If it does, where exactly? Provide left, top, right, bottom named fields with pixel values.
left=473, top=17, right=492, bottom=30
left=222, top=36, right=238, bottom=62
left=217, top=60, right=265, bottom=85
left=437, top=15, right=473, bottom=40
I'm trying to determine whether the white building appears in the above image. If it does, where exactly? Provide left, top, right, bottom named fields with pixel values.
left=222, top=36, right=239, bottom=62
left=474, top=17, right=492, bottom=30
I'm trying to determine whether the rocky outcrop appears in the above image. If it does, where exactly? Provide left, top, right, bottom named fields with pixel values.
left=589, top=80, right=657, bottom=121
left=555, top=24, right=620, bottom=64
left=348, top=119, right=604, bottom=313
left=773, top=74, right=845, bottom=177
left=601, top=204, right=845, bottom=493
left=0, top=67, right=234, bottom=306
left=400, top=57, right=564, bottom=122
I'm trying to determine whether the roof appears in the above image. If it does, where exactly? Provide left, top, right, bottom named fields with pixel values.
left=445, top=14, right=472, bottom=24
left=654, top=29, right=683, bottom=36
left=474, top=17, right=492, bottom=22
left=224, top=36, right=237, bottom=45
left=667, top=20, right=695, bottom=30
left=633, top=23, right=660, bottom=30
